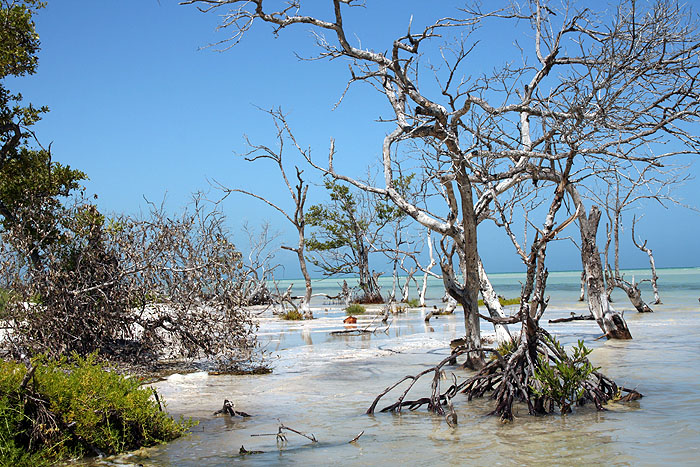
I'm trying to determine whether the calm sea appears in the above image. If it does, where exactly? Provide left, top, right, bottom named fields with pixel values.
left=136, top=268, right=699, bottom=466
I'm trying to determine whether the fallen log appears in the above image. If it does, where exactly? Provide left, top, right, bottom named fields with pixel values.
left=549, top=312, right=595, bottom=323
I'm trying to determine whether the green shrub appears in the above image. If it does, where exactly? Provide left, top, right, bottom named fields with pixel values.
left=344, top=303, right=366, bottom=315
left=0, top=355, right=189, bottom=466
left=531, top=338, right=599, bottom=414
left=281, top=309, right=304, bottom=320
left=404, top=298, right=421, bottom=307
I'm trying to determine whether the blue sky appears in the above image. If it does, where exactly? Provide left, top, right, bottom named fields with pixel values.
left=8, top=0, right=700, bottom=278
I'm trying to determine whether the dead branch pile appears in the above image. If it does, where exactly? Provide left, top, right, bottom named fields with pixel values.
left=0, top=194, right=261, bottom=370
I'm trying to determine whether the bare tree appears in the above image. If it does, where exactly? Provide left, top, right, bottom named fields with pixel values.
left=368, top=160, right=642, bottom=420
left=220, top=109, right=314, bottom=318
left=632, top=216, right=661, bottom=304
left=185, top=0, right=700, bottom=356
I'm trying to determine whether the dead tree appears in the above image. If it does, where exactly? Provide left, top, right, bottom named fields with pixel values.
left=185, top=0, right=700, bottom=352
left=220, top=108, right=314, bottom=318
left=417, top=231, right=440, bottom=306
left=632, top=216, right=661, bottom=305
left=569, top=195, right=633, bottom=338
left=592, top=163, right=679, bottom=313
left=369, top=161, right=640, bottom=420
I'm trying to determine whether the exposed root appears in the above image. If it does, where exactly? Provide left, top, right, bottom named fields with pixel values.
left=366, top=330, right=642, bottom=422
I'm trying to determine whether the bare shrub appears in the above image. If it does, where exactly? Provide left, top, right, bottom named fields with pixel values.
left=0, top=193, right=261, bottom=370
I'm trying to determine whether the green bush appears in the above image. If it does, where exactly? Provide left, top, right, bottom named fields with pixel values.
left=0, top=355, right=189, bottom=466
left=531, top=338, right=599, bottom=414
left=404, top=298, right=421, bottom=307
left=344, top=303, right=366, bottom=315
left=281, top=309, right=304, bottom=320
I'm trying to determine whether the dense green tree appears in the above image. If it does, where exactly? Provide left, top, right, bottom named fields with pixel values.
left=0, top=1, right=86, bottom=267
left=1, top=0, right=46, bottom=165
left=305, top=178, right=405, bottom=303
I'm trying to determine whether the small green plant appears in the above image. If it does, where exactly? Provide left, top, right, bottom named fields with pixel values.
left=490, top=337, right=518, bottom=361
left=404, top=298, right=421, bottom=307
left=345, top=303, right=366, bottom=315
left=281, top=309, right=304, bottom=320
left=0, top=355, right=190, bottom=466
left=531, top=337, right=599, bottom=414
left=478, top=296, right=520, bottom=307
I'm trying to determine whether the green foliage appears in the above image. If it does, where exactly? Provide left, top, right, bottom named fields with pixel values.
left=0, top=355, right=188, bottom=466
left=1, top=0, right=48, bottom=160
left=345, top=303, right=366, bottom=315
left=404, top=298, right=421, bottom=307
left=491, top=337, right=518, bottom=361
left=0, top=1, right=86, bottom=267
left=281, top=309, right=304, bottom=320
left=532, top=337, right=599, bottom=414
left=477, top=296, right=520, bottom=307
left=0, top=148, right=86, bottom=251
left=0, top=1, right=44, bottom=79
left=305, top=176, right=412, bottom=301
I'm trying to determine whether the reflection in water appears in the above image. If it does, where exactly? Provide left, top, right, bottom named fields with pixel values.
left=103, top=269, right=700, bottom=466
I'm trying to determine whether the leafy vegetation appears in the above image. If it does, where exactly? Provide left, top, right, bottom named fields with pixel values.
left=477, top=296, right=520, bottom=307
left=0, top=355, right=189, bottom=466
left=0, top=1, right=260, bottom=371
left=344, top=303, right=366, bottom=315
left=404, top=298, right=421, bottom=307
left=306, top=178, right=406, bottom=303
left=281, top=309, right=304, bottom=320
left=532, top=337, right=599, bottom=414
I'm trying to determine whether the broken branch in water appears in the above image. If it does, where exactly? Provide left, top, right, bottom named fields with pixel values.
left=239, top=445, right=264, bottom=455
left=252, top=422, right=318, bottom=444
left=213, top=399, right=251, bottom=417
left=348, top=430, right=364, bottom=443
left=548, top=313, right=595, bottom=323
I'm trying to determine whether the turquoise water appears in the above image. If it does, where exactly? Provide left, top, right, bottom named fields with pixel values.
left=126, top=268, right=699, bottom=466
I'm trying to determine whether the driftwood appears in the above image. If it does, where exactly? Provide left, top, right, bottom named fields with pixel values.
left=239, top=445, right=264, bottom=455
left=548, top=313, right=596, bottom=323
left=424, top=306, right=455, bottom=322
left=214, top=399, right=251, bottom=417
left=251, top=423, right=317, bottom=444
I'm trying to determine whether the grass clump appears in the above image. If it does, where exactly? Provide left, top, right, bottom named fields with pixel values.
left=281, top=309, right=304, bottom=320
left=404, top=298, right=421, bottom=307
left=345, top=303, right=366, bottom=315
left=478, top=296, right=520, bottom=307
left=0, top=355, right=189, bottom=466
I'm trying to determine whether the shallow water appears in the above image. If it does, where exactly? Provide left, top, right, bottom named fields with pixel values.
left=129, top=269, right=699, bottom=466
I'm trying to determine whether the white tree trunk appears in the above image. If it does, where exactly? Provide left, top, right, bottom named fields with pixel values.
left=477, top=259, right=511, bottom=343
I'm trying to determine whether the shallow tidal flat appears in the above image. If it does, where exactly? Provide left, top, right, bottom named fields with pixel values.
left=128, top=269, right=700, bottom=466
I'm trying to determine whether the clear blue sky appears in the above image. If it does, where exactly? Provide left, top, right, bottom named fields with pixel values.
left=8, top=0, right=700, bottom=278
